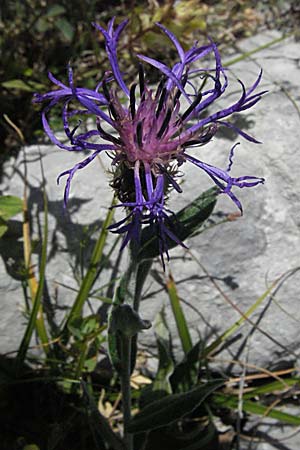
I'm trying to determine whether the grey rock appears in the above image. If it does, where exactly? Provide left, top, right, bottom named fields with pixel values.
left=239, top=405, right=300, bottom=450
left=1, top=30, right=300, bottom=377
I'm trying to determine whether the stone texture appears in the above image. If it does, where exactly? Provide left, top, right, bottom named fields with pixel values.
left=1, top=30, right=300, bottom=377
left=240, top=406, right=300, bottom=450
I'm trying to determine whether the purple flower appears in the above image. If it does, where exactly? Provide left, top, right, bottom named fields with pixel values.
left=34, top=18, right=265, bottom=263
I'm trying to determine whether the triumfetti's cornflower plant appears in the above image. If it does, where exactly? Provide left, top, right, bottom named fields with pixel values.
left=32, top=18, right=268, bottom=450
left=34, top=18, right=265, bottom=267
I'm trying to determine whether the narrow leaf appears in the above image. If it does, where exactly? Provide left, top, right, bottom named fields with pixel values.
left=128, top=380, right=223, bottom=433
left=214, top=393, right=300, bottom=426
left=2, top=79, right=35, bottom=92
left=55, top=18, right=75, bottom=42
left=243, top=378, right=300, bottom=399
left=0, top=218, right=8, bottom=238
left=0, top=195, right=23, bottom=221
left=203, top=276, right=286, bottom=357
left=166, top=272, right=193, bottom=355
left=108, top=273, right=131, bottom=372
left=170, top=341, right=202, bottom=393
left=138, top=187, right=217, bottom=260
left=46, top=4, right=66, bottom=16
left=153, top=308, right=174, bottom=394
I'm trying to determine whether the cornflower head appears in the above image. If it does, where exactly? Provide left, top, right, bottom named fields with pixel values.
left=34, top=18, right=265, bottom=264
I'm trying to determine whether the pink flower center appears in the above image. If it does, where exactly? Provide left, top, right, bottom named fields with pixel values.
left=112, top=88, right=186, bottom=165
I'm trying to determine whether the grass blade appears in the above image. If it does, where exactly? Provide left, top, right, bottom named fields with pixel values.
left=243, top=377, right=300, bottom=399
left=225, top=33, right=292, bottom=66
left=17, top=157, right=50, bottom=368
left=214, top=393, right=300, bottom=426
left=166, top=272, right=193, bottom=355
left=203, top=286, right=274, bottom=357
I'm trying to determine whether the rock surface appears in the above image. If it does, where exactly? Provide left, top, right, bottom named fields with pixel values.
left=1, top=30, right=300, bottom=374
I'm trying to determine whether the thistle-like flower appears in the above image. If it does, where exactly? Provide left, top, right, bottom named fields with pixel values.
left=34, top=18, right=265, bottom=262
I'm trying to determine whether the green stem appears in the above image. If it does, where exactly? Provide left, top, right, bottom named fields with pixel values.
left=133, top=259, right=152, bottom=312
left=74, top=342, right=88, bottom=381
left=120, top=335, right=133, bottom=450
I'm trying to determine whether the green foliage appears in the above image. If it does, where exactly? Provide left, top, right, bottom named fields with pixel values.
left=166, top=273, right=193, bottom=355
left=23, top=445, right=40, bottom=450
left=129, top=380, right=223, bottom=433
left=0, top=195, right=23, bottom=238
left=214, top=392, right=300, bottom=426
left=68, top=314, right=104, bottom=342
left=2, top=79, right=39, bottom=92
left=170, top=341, right=203, bottom=393
left=139, top=187, right=218, bottom=260
left=107, top=274, right=130, bottom=372
left=68, top=315, right=106, bottom=377
left=152, top=309, right=174, bottom=394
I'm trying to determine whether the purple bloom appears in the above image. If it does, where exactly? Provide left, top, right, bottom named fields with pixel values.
left=34, top=18, right=265, bottom=263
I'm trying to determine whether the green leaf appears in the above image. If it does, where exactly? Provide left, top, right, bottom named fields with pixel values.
left=2, top=79, right=35, bottom=92
left=46, top=4, right=66, bottom=17
left=0, top=218, right=8, bottom=239
left=214, top=393, right=300, bottom=426
left=5, top=78, right=43, bottom=91
left=0, top=195, right=23, bottom=221
left=153, top=308, right=175, bottom=394
left=0, top=196, right=23, bottom=238
left=82, top=316, right=98, bottom=336
left=84, top=356, right=97, bottom=372
left=107, top=273, right=131, bottom=372
left=166, top=273, right=193, bottom=355
left=55, top=18, right=75, bottom=42
left=128, top=380, right=223, bottom=433
left=171, top=341, right=203, bottom=393
left=35, top=17, right=50, bottom=33
left=243, top=378, right=300, bottom=399
left=68, top=318, right=84, bottom=340
left=23, top=68, right=33, bottom=77
left=138, top=187, right=217, bottom=260
left=137, top=309, right=174, bottom=412
left=26, top=80, right=46, bottom=91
